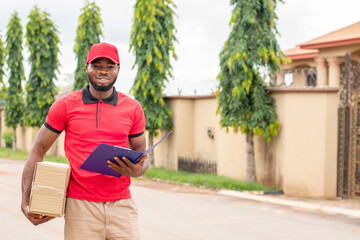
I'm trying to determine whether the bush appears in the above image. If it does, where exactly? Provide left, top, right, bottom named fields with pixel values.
left=3, top=132, right=13, bottom=148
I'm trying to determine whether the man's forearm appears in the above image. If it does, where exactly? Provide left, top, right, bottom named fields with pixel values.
left=128, top=134, right=147, bottom=176
left=141, top=157, right=149, bottom=175
left=21, top=126, right=60, bottom=225
left=21, top=125, right=60, bottom=208
left=21, top=151, right=45, bottom=209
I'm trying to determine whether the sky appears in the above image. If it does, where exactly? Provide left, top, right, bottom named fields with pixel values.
left=0, top=0, right=359, bottom=96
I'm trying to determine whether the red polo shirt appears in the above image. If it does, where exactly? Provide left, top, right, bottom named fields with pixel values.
left=45, top=86, right=146, bottom=202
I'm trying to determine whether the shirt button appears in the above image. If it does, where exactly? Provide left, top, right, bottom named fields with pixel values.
left=99, top=118, right=101, bottom=120
left=99, top=109, right=101, bottom=111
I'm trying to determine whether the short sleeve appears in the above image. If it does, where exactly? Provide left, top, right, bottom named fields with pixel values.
left=129, top=102, right=146, bottom=137
left=44, top=97, right=67, bottom=134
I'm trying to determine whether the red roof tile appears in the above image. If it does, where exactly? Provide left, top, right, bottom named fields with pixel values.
left=283, top=46, right=318, bottom=60
left=300, top=21, right=360, bottom=49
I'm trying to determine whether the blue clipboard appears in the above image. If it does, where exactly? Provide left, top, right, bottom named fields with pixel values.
left=80, top=131, right=172, bottom=177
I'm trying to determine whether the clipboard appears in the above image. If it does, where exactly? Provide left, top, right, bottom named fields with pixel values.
left=80, top=131, right=172, bottom=177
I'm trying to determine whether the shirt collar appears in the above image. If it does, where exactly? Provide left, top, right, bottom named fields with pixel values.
left=82, top=85, right=118, bottom=106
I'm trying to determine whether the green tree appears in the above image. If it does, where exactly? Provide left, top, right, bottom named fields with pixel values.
left=217, top=0, right=289, bottom=182
left=73, top=1, right=103, bottom=90
left=24, top=6, right=60, bottom=127
left=5, top=12, right=25, bottom=151
left=130, top=0, right=177, bottom=167
left=0, top=32, right=5, bottom=101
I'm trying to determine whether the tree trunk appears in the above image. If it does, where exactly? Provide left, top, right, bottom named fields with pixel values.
left=246, top=131, right=257, bottom=182
left=12, top=128, right=16, bottom=152
left=148, top=131, right=154, bottom=168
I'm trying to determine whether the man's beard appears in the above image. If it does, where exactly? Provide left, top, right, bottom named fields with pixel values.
left=88, top=74, right=117, bottom=92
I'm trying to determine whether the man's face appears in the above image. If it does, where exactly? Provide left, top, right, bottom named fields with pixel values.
left=85, top=57, right=120, bottom=92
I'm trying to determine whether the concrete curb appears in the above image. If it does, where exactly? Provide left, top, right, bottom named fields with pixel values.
left=218, top=189, right=360, bottom=219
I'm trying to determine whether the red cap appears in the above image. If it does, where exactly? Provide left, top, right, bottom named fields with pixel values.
left=86, top=42, right=120, bottom=65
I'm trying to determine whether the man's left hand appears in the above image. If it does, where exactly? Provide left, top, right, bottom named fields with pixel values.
left=107, top=155, right=148, bottom=177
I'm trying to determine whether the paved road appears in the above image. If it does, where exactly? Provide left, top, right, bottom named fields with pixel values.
left=1, top=158, right=360, bottom=240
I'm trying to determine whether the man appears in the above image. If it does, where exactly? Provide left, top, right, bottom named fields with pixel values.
left=21, top=42, right=149, bottom=239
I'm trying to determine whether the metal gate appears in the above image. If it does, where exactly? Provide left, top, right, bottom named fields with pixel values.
left=337, top=52, right=360, bottom=198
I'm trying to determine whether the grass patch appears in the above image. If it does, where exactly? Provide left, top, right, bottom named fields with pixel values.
left=144, top=167, right=277, bottom=192
left=0, top=147, right=68, bottom=164
left=0, top=147, right=275, bottom=192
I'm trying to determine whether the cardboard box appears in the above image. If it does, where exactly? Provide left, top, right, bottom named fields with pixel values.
left=29, top=162, right=70, bottom=217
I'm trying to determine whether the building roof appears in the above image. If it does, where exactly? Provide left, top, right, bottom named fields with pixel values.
left=283, top=46, right=318, bottom=60
left=284, top=21, right=360, bottom=60
left=300, top=21, right=360, bottom=49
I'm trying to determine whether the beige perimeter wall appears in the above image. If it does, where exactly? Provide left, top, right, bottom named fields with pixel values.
left=1, top=87, right=339, bottom=198
left=154, top=88, right=339, bottom=198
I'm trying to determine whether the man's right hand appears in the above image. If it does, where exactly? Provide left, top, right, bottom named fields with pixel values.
left=21, top=205, right=54, bottom=226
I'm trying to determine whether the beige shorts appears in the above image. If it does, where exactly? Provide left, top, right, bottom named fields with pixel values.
left=64, top=197, right=141, bottom=240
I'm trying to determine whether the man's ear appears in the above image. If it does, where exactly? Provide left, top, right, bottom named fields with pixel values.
left=85, top=64, right=89, bottom=73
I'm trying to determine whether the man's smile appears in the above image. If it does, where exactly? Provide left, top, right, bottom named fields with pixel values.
left=95, top=75, right=111, bottom=82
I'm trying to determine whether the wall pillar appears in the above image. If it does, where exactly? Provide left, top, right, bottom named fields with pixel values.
left=276, top=71, right=285, bottom=86
left=314, top=57, right=328, bottom=86
left=326, top=57, right=342, bottom=88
